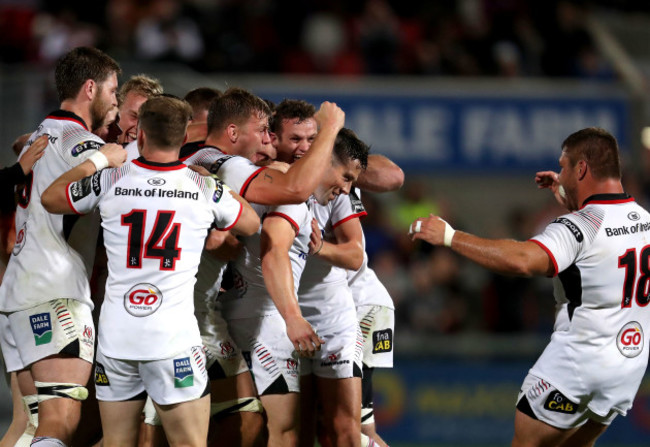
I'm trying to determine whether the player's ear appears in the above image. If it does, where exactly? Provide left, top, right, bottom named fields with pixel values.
left=227, top=124, right=238, bottom=143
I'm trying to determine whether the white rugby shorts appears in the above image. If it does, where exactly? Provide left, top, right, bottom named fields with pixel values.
left=95, top=345, right=209, bottom=405
left=228, top=313, right=299, bottom=395
left=357, top=305, right=394, bottom=368
left=0, top=312, right=22, bottom=372
left=301, top=303, right=363, bottom=379
left=196, top=310, right=248, bottom=379
left=516, top=373, right=618, bottom=429
left=6, top=299, right=94, bottom=368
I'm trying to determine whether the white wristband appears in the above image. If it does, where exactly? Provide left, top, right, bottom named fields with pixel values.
left=88, top=151, right=109, bottom=171
left=442, top=219, right=455, bottom=247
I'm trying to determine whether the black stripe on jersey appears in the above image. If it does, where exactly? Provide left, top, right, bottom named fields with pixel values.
left=558, top=264, right=582, bottom=320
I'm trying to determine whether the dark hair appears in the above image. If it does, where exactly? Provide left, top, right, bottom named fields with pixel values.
left=183, top=87, right=221, bottom=120
left=333, top=128, right=369, bottom=170
left=54, top=47, right=121, bottom=102
left=562, top=127, right=621, bottom=180
left=207, top=87, right=271, bottom=134
left=138, top=96, right=192, bottom=150
left=270, top=99, right=316, bottom=134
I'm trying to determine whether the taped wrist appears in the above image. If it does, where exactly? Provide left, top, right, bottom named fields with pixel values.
left=442, top=219, right=455, bottom=247
left=87, top=151, right=109, bottom=171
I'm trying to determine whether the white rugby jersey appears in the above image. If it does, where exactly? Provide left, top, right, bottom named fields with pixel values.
left=529, top=193, right=650, bottom=416
left=298, top=191, right=367, bottom=314
left=175, top=141, right=268, bottom=312
left=67, top=158, right=242, bottom=360
left=347, top=189, right=394, bottom=309
left=0, top=111, right=105, bottom=312
left=221, top=202, right=312, bottom=320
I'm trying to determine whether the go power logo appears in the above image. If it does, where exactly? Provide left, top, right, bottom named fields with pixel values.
left=616, top=321, right=644, bottom=358
left=123, top=283, right=163, bottom=317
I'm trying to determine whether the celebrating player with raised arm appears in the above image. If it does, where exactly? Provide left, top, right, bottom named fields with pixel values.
left=410, top=127, right=650, bottom=447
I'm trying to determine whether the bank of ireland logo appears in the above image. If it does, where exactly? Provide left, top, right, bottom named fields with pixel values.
left=30, top=313, right=52, bottom=346
left=173, top=357, right=194, bottom=388
left=616, top=321, right=644, bottom=358
left=123, top=284, right=163, bottom=317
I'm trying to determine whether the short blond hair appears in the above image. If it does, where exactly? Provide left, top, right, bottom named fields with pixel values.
left=118, top=74, right=163, bottom=105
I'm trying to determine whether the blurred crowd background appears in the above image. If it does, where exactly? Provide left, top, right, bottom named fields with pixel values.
left=2, top=0, right=650, bottom=339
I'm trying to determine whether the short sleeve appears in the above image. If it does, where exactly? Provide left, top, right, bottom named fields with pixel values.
left=60, top=130, right=105, bottom=167
left=265, top=203, right=310, bottom=234
left=216, top=156, right=266, bottom=197
left=530, top=216, right=584, bottom=276
left=66, top=170, right=104, bottom=215
left=331, top=190, right=367, bottom=228
left=209, top=178, right=243, bottom=231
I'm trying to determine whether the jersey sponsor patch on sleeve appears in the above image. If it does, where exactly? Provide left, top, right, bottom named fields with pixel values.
left=71, top=140, right=102, bottom=157
left=543, top=390, right=578, bottom=414
left=209, top=155, right=234, bottom=174
left=212, top=180, right=224, bottom=203
left=70, top=176, right=93, bottom=202
left=349, top=190, right=365, bottom=214
left=552, top=217, right=583, bottom=242
left=91, top=171, right=102, bottom=196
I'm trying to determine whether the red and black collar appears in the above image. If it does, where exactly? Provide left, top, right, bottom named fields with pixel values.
left=46, top=110, right=88, bottom=130
left=581, top=193, right=633, bottom=208
left=133, top=157, right=185, bottom=171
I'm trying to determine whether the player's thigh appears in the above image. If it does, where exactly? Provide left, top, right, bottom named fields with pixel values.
left=260, top=392, right=300, bottom=433
left=513, top=408, right=574, bottom=447
left=558, top=419, right=608, bottom=447
left=210, top=370, right=257, bottom=403
left=99, top=399, right=145, bottom=447
left=316, top=376, right=362, bottom=424
left=154, top=394, right=210, bottom=447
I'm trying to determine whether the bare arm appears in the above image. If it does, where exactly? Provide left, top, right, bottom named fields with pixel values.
left=244, top=102, right=344, bottom=205
left=410, top=214, right=554, bottom=277
left=354, top=154, right=404, bottom=193
left=41, top=144, right=127, bottom=214
left=261, top=216, right=324, bottom=356
left=309, top=217, right=364, bottom=270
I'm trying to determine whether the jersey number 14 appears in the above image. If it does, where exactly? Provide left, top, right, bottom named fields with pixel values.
left=121, top=209, right=181, bottom=271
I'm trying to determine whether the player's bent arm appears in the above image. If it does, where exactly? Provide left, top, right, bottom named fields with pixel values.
left=261, top=217, right=322, bottom=354
left=226, top=190, right=260, bottom=237
left=42, top=144, right=126, bottom=214
left=410, top=215, right=554, bottom=277
left=354, top=154, right=404, bottom=193
left=244, top=106, right=343, bottom=205
left=315, top=217, right=364, bottom=270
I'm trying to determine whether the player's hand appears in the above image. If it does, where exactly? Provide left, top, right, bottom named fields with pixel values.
left=285, top=315, right=325, bottom=358
left=204, top=230, right=243, bottom=261
left=265, top=160, right=291, bottom=173
left=409, top=214, right=447, bottom=246
left=308, top=219, right=323, bottom=255
left=18, top=134, right=48, bottom=174
left=100, top=143, right=127, bottom=168
left=314, top=101, right=345, bottom=132
left=534, top=170, right=566, bottom=206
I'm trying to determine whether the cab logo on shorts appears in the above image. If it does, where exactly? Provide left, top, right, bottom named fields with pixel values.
left=95, top=362, right=110, bottom=386
left=617, top=321, right=644, bottom=358
left=543, top=391, right=577, bottom=414
left=124, top=283, right=163, bottom=317
left=174, top=357, right=194, bottom=388
left=71, top=140, right=101, bottom=157
left=372, top=329, right=393, bottom=354
left=29, top=313, right=52, bottom=346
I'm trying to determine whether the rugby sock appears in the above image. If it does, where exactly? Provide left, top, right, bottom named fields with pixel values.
left=361, top=433, right=379, bottom=447
left=16, top=394, right=39, bottom=447
left=30, top=437, right=67, bottom=447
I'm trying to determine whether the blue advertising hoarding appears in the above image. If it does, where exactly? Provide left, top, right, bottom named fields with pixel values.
left=259, top=89, right=629, bottom=173
left=372, top=358, right=650, bottom=445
